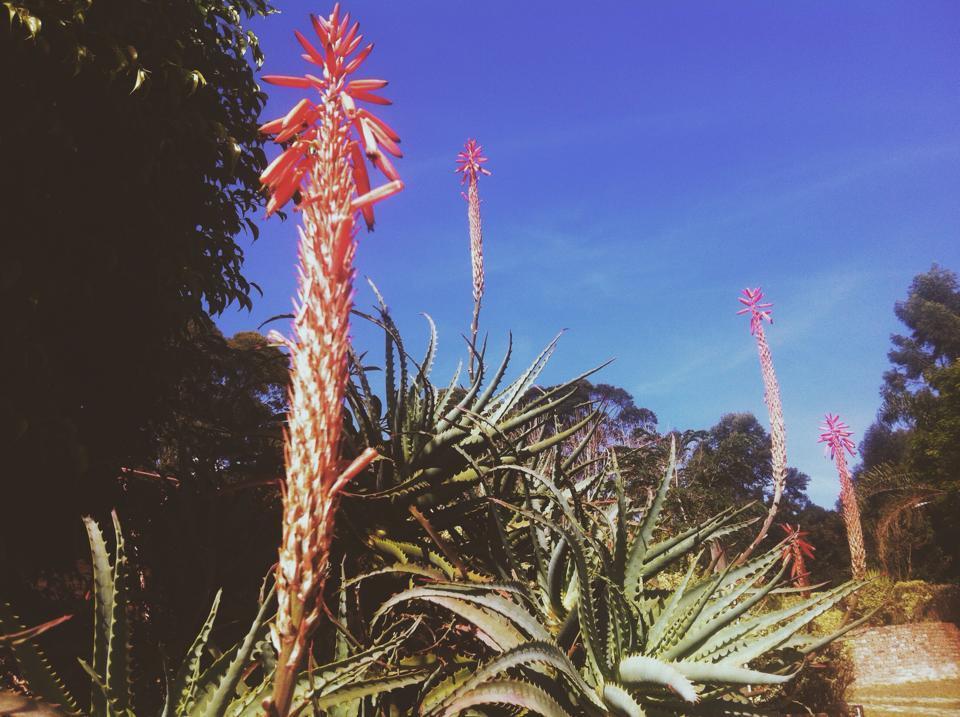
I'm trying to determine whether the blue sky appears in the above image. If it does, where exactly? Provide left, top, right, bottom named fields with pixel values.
left=217, top=1, right=960, bottom=507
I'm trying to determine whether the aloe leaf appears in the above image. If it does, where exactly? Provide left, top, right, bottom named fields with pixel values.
left=546, top=538, right=569, bottom=617
left=189, top=586, right=275, bottom=717
left=0, top=602, right=79, bottom=714
left=618, top=654, right=698, bottom=704
left=661, top=558, right=789, bottom=662
left=76, top=659, right=122, bottom=716
left=421, top=667, right=473, bottom=715
left=295, top=668, right=430, bottom=711
left=491, top=498, right=607, bottom=683
left=440, top=678, right=576, bottom=717
left=560, top=416, right=603, bottom=473
left=718, top=580, right=863, bottom=666
left=430, top=640, right=605, bottom=715
left=374, top=586, right=551, bottom=643
left=795, top=603, right=880, bottom=655
left=468, top=333, right=512, bottom=418
left=520, top=410, right=601, bottom=459
left=624, top=439, right=676, bottom=597
left=170, top=590, right=222, bottom=714
left=433, top=360, right=464, bottom=424
left=82, top=516, right=115, bottom=716
left=485, top=333, right=562, bottom=426
left=646, top=553, right=700, bottom=651
left=106, top=512, right=130, bottom=713
left=602, top=683, right=647, bottom=717
left=673, top=661, right=793, bottom=686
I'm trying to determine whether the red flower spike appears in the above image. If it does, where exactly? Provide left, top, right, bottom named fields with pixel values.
left=258, top=5, right=402, bottom=222
left=818, top=413, right=857, bottom=459
left=737, top=287, right=774, bottom=336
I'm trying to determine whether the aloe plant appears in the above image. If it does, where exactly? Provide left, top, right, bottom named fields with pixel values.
left=0, top=513, right=274, bottom=717
left=351, top=432, right=870, bottom=716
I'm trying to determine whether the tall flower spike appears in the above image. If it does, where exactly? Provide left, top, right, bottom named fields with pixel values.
left=259, top=2, right=403, bottom=228
left=735, top=287, right=788, bottom=565
left=819, top=413, right=867, bottom=579
left=455, top=139, right=490, bottom=380
left=258, top=6, right=401, bottom=716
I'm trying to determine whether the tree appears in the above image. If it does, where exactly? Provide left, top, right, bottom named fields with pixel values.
left=0, top=0, right=273, bottom=571
left=860, top=264, right=960, bottom=579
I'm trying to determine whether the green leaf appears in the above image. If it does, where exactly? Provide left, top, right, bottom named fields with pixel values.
left=188, top=586, right=275, bottom=717
left=0, top=603, right=78, bottom=714
left=83, top=516, right=115, bottom=716
left=618, top=654, right=698, bottom=704
left=440, top=679, right=576, bottom=717
left=170, top=590, right=222, bottom=714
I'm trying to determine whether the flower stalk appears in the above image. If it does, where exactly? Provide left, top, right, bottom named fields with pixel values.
left=455, top=139, right=490, bottom=381
left=257, top=5, right=402, bottom=715
left=819, top=413, right=867, bottom=580
left=735, top=287, right=788, bottom=565
left=780, top=523, right=815, bottom=596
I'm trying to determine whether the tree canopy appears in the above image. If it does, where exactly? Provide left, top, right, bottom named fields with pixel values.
left=860, top=264, right=960, bottom=579
left=1, top=0, right=273, bottom=565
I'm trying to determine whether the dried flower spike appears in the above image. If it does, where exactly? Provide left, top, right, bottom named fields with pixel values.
left=455, top=139, right=490, bottom=380
left=258, top=5, right=402, bottom=715
left=819, top=413, right=867, bottom=579
left=735, top=287, right=788, bottom=565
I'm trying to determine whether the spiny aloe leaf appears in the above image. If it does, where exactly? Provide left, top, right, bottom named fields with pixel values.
left=661, top=558, right=789, bottom=662
left=547, top=538, right=569, bottom=617
left=76, top=659, right=124, bottom=717
left=470, top=333, right=512, bottom=418
left=624, top=439, right=676, bottom=597
left=491, top=498, right=607, bottom=683
left=602, top=683, right=647, bottom=717
left=82, top=515, right=115, bottom=716
left=440, top=678, right=575, bottom=717
left=794, top=603, right=880, bottom=656
left=618, top=654, right=697, bottom=704
left=0, top=603, right=79, bottom=714
left=189, top=586, right=275, bottom=717
left=429, top=641, right=604, bottom=715
left=106, top=512, right=131, bottom=713
left=0, top=689, right=72, bottom=716
left=646, top=553, right=701, bottom=651
left=484, top=333, right=562, bottom=426
left=421, top=667, right=474, bottom=715
left=170, top=589, right=222, bottom=714
left=433, top=360, right=464, bottom=424
left=717, top=580, right=863, bottom=666
left=672, top=661, right=793, bottom=686
left=347, top=562, right=446, bottom=585
left=295, top=668, right=430, bottom=711
left=374, top=586, right=551, bottom=643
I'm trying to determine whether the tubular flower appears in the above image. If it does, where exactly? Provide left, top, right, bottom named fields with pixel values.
left=819, top=413, right=867, bottom=580
left=259, top=3, right=403, bottom=227
left=735, top=288, right=787, bottom=564
left=258, top=6, right=401, bottom=715
left=455, top=139, right=490, bottom=379
left=779, top=523, right=815, bottom=593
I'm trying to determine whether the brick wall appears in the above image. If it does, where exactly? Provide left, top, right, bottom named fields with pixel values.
left=844, top=621, right=960, bottom=686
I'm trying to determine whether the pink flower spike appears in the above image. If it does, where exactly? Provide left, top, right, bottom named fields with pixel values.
left=818, top=413, right=857, bottom=459
left=737, top=287, right=774, bottom=336
left=455, top=138, right=491, bottom=184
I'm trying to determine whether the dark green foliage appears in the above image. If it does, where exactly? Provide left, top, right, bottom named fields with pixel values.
left=860, top=265, right=960, bottom=580
left=0, top=0, right=273, bottom=581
